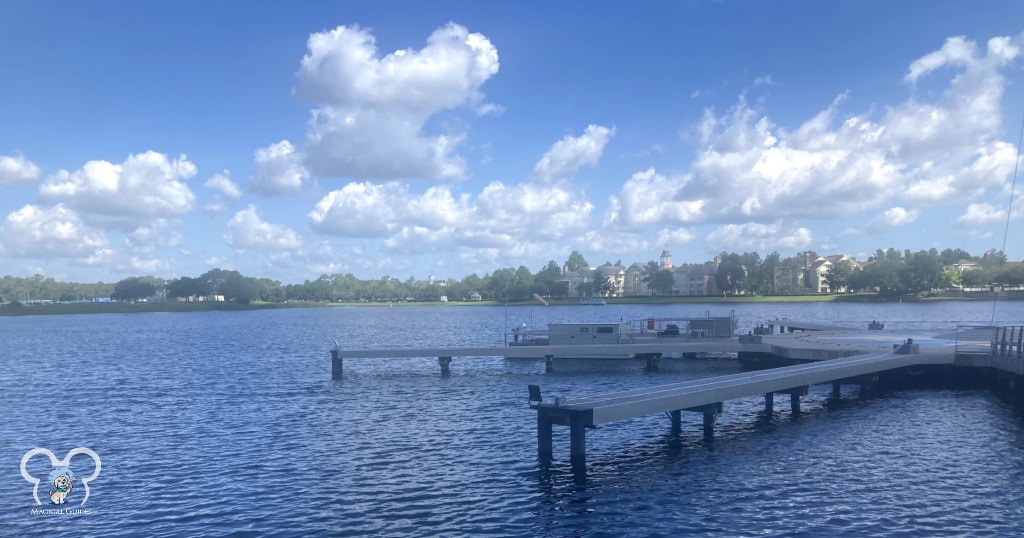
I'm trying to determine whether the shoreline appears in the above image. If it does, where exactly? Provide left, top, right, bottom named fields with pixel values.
left=0, top=293, right=1019, bottom=317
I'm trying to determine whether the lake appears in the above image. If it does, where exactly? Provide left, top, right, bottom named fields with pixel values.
left=3, top=300, right=1024, bottom=536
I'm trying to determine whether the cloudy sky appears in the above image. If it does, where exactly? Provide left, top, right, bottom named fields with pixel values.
left=2, top=2, right=1023, bottom=283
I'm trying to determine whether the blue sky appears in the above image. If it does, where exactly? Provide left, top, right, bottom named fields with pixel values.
left=1, top=1, right=1022, bottom=283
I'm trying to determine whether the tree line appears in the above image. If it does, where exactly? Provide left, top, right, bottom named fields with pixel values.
left=0, top=247, right=1021, bottom=305
left=711, top=247, right=1023, bottom=296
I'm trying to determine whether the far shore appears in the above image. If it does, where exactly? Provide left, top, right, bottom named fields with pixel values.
left=0, top=292, right=1020, bottom=317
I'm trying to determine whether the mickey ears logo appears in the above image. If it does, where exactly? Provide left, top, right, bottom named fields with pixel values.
left=20, top=448, right=101, bottom=506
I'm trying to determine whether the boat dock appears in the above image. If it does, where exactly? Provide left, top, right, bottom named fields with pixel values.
left=533, top=345, right=948, bottom=463
left=330, top=324, right=1024, bottom=466
left=533, top=325, right=1023, bottom=463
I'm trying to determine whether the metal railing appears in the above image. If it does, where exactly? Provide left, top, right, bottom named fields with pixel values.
left=955, top=326, right=1024, bottom=359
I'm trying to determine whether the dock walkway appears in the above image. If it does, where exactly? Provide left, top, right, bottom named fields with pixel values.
left=534, top=346, right=952, bottom=462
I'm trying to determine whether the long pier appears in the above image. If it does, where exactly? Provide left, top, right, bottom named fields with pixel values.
left=330, top=324, right=1024, bottom=466
left=534, top=345, right=948, bottom=463
left=331, top=339, right=758, bottom=377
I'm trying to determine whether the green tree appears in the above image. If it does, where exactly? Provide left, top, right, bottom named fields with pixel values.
left=996, top=265, right=1024, bottom=286
left=940, top=248, right=974, bottom=266
left=939, top=266, right=961, bottom=289
left=565, top=250, right=589, bottom=272
left=486, top=268, right=516, bottom=299
left=865, top=248, right=905, bottom=294
left=534, top=260, right=562, bottom=289
left=167, top=276, right=212, bottom=299
left=714, top=252, right=746, bottom=295
left=900, top=249, right=944, bottom=293
left=651, top=269, right=675, bottom=296
left=960, top=269, right=991, bottom=288
left=981, top=249, right=1008, bottom=269
left=640, top=261, right=660, bottom=295
left=825, top=258, right=857, bottom=293
left=111, top=277, right=156, bottom=302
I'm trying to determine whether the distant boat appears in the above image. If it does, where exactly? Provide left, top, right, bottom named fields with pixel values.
left=579, top=297, right=606, bottom=305
left=506, top=315, right=739, bottom=358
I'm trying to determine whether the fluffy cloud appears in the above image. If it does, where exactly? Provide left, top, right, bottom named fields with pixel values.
left=957, top=200, right=1023, bottom=225
left=0, top=154, right=40, bottom=185
left=248, top=140, right=310, bottom=195
left=309, top=179, right=593, bottom=251
left=39, top=151, right=196, bottom=226
left=204, top=170, right=242, bottom=199
left=609, top=168, right=705, bottom=229
left=296, top=23, right=499, bottom=180
left=224, top=205, right=302, bottom=251
left=532, top=125, right=615, bottom=182
left=309, top=182, right=406, bottom=237
left=0, top=204, right=108, bottom=259
left=866, top=206, right=919, bottom=232
left=308, top=118, right=603, bottom=254
left=610, top=34, right=1021, bottom=230
left=706, top=221, right=813, bottom=252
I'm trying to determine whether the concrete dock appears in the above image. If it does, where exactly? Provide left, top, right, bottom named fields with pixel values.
left=533, top=325, right=1023, bottom=463
left=329, top=323, right=1023, bottom=466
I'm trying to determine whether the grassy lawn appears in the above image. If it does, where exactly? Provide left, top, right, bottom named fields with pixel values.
left=2, top=292, right=1015, bottom=316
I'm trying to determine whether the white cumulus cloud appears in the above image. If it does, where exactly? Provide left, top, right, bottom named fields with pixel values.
left=0, top=204, right=108, bottom=259
left=0, top=153, right=40, bottom=185
left=531, top=125, right=615, bottom=182
left=204, top=170, right=242, bottom=199
left=609, top=33, right=1022, bottom=231
left=225, top=205, right=303, bottom=251
left=706, top=221, right=813, bottom=252
left=296, top=22, right=499, bottom=180
left=39, top=151, right=196, bottom=227
left=249, top=140, right=310, bottom=195
left=866, top=206, right=919, bottom=232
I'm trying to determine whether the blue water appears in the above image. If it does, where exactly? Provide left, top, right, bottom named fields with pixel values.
left=2, top=301, right=1024, bottom=536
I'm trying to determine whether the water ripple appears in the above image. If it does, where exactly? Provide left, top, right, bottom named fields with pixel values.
left=2, top=303, right=1024, bottom=536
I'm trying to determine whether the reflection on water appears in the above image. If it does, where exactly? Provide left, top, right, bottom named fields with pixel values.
left=0, top=301, right=1023, bottom=536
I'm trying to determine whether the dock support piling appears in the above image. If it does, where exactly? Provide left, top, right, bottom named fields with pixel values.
left=569, top=413, right=586, bottom=463
left=703, top=411, right=715, bottom=440
left=685, top=403, right=722, bottom=440
left=537, top=412, right=553, bottom=461
left=438, top=356, right=452, bottom=376
left=832, top=380, right=841, bottom=399
left=790, top=392, right=800, bottom=414
left=764, top=392, right=774, bottom=413
left=544, top=355, right=554, bottom=373
left=645, top=353, right=662, bottom=371
left=331, top=349, right=343, bottom=379
left=670, top=410, right=682, bottom=435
